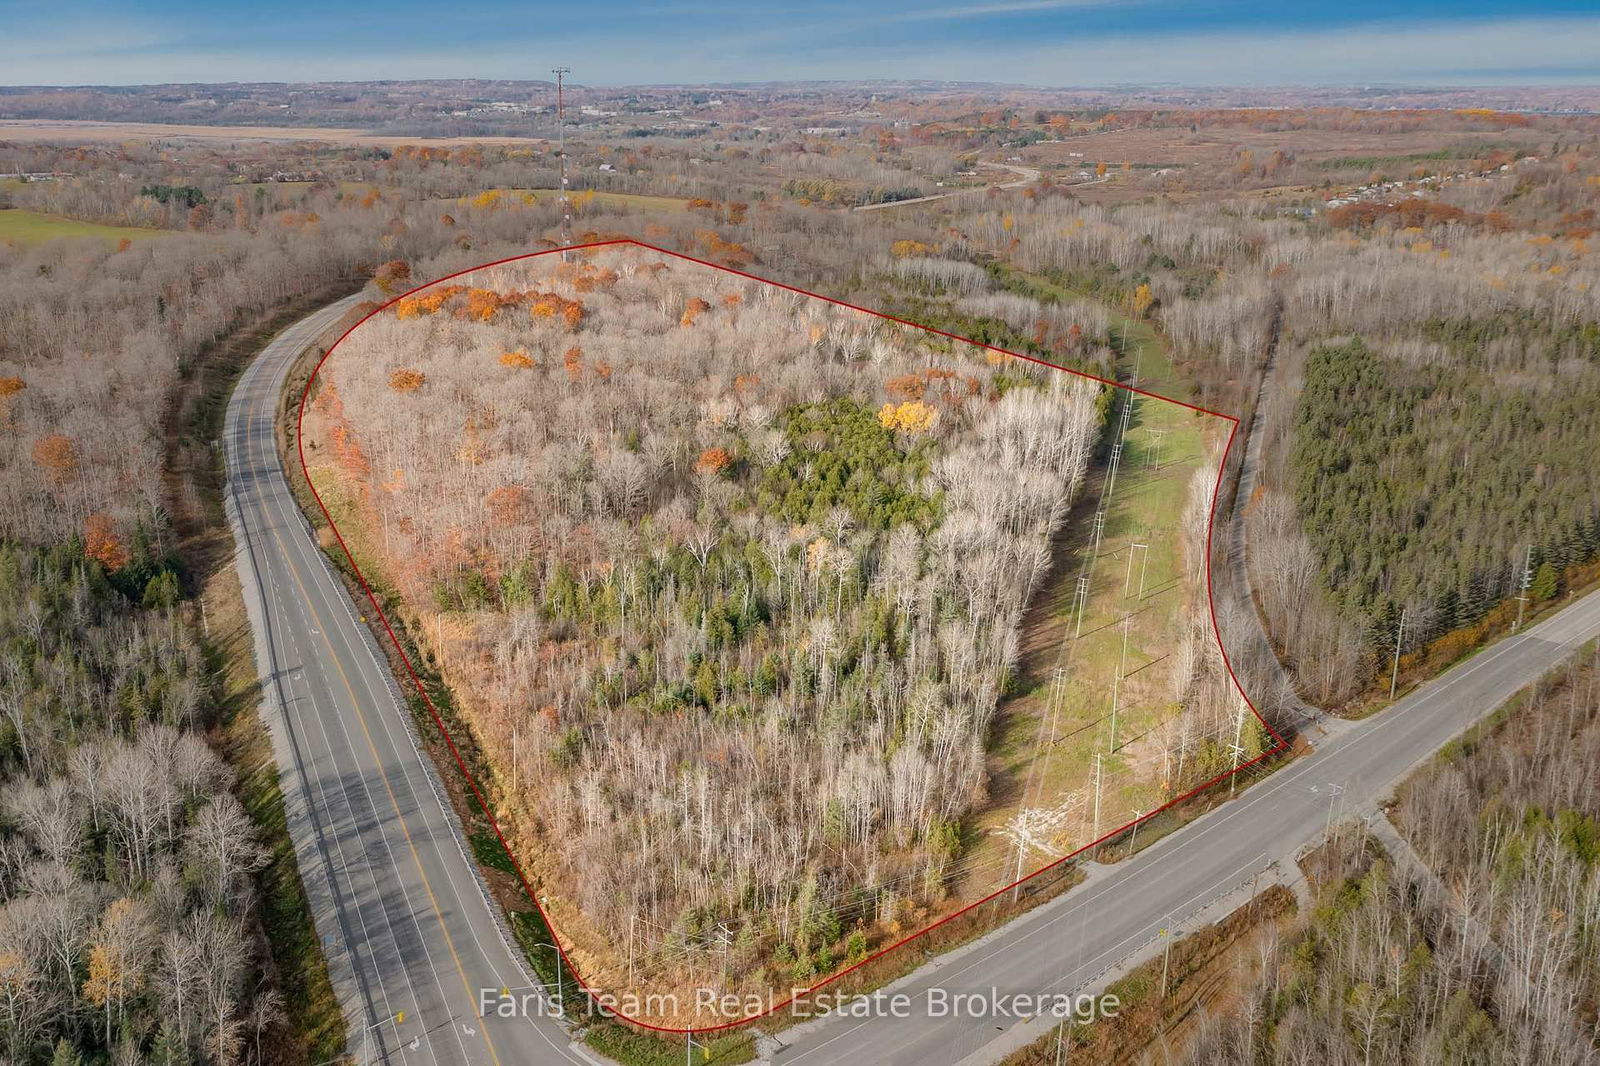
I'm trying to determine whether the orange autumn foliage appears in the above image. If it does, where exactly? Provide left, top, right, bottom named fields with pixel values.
left=680, top=297, right=713, bottom=326
left=394, top=285, right=466, bottom=319
left=0, top=377, right=24, bottom=397
left=564, top=347, right=584, bottom=381
left=499, top=350, right=536, bottom=369
left=32, top=434, right=77, bottom=480
left=694, top=448, right=733, bottom=475
left=885, top=374, right=925, bottom=401
left=463, top=288, right=511, bottom=321
left=373, top=259, right=412, bottom=295
left=485, top=485, right=530, bottom=526
left=83, top=514, right=129, bottom=571
left=572, top=267, right=621, bottom=293
left=330, top=423, right=370, bottom=479
left=389, top=369, right=427, bottom=392
left=694, top=229, right=754, bottom=268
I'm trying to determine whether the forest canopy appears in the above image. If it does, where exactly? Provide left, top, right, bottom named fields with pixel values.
left=309, top=243, right=1105, bottom=995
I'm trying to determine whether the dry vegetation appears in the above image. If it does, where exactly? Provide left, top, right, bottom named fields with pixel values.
left=3, top=88, right=1596, bottom=1059
left=307, top=243, right=1108, bottom=1012
left=934, top=137, right=1600, bottom=711
left=1175, top=646, right=1600, bottom=1065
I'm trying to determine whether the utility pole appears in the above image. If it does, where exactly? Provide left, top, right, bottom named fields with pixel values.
left=1514, top=545, right=1534, bottom=630
left=1159, top=925, right=1172, bottom=997
left=512, top=724, right=519, bottom=795
left=1324, top=782, right=1345, bottom=838
left=1010, top=830, right=1028, bottom=904
left=1110, top=615, right=1130, bottom=751
left=1124, top=541, right=1148, bottom=598
left=1228, top=694, right=1248, bottom=797
left=1137, top=535, right=1152, bottom=599
left=1388, top=605, right=1407, bottom=699
left=1091, top=752, right=1103, bottom=842
left=1073, top=575, right=1091, bottom=638
left=1103, top=397, right=1135, bottom=501
left=551, top=67, right=572, bottom=251
left=1147, top=426, right=1166, bottom=472
left=628, top=914, right=637, bottom=988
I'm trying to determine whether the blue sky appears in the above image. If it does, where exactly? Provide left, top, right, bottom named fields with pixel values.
left=4, top=0, right=1599, bottom=86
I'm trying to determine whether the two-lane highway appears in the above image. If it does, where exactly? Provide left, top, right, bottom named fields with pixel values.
left=230, top=295, right=1600, bottom=1066
left=766, top=585, right=1600, bottom=1065
left=224, top=296, right=587, bottom=1066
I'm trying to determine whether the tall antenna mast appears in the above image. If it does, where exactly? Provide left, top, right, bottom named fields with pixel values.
left=552, top=67, right=572, bottom=251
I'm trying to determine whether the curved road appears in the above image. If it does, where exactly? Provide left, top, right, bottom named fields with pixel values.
left=768, top=585, right=1600, bottom=1065
left=224, top=296, right=590, bottom=1066
left=853, top=162, right=1049, bottom=212
left=229, top=297, right=1600, bottom=1066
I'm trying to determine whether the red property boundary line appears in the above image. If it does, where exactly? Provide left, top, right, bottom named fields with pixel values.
left=295, top=237, right=1290, bottom=1035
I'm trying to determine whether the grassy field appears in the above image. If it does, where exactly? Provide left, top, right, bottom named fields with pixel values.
left=958, top=272, right=1233, bottom=901
left=0, top=208, right=168, bottom=244
left=453, top=188, right=690, bottom=212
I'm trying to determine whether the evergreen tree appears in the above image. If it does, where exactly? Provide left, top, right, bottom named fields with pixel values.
left=1531, top=561, right=1560, bottom=601
left=50, top=1039, right=83, bottom=1066
left=149, top=1022, right=192, bottom=1066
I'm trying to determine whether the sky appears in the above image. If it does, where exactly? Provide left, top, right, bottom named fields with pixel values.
left=3, top=0, right=1600, bottom=87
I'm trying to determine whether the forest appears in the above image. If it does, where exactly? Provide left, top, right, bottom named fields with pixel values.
left=934, top=141, right=1600, bottom=707
left=1291, top=339, right=1599, bottom=654
left=1177, top=645, right=1600, bottom=1065
left=0, top=546, right=269, bottom=1066
left=2, top=92, right=1597, bottom=1057
left=309, top=243, right=1105, bottom=994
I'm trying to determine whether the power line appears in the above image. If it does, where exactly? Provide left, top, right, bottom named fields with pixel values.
left=552, top=67, right=572, bottom=252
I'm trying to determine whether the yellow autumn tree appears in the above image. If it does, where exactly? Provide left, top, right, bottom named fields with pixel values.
left=82, top=898, right=151, bottom=1047
left=877, top=401, right=938, bottom=434
left=1130, top=283, right=1154, bottom=318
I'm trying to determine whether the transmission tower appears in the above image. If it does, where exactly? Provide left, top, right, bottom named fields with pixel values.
left=552, top=67, right=572, bottom=251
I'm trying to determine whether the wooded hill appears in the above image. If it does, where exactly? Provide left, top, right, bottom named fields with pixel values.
left=310, top=243, right=1105, bottom=999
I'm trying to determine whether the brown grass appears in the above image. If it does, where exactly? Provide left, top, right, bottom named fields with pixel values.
left=0, top=118, right=549, bottom=147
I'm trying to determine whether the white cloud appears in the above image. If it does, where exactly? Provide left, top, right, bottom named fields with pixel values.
left=1, top=14, right=1597, bottom=86
left=886, top=0, right=1133, bottom=23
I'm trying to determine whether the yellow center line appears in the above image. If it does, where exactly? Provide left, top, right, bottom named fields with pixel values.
left=269, top=520, right=504, bottom=1066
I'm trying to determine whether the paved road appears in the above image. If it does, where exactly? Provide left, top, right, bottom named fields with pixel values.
left=768, top=586, right=1600, bottom=1065
left=853, top=162, right=1052, bottom=211
left=224, top=297, right=588, bottom=1066
left=231, top=297, right=1600, bottom=1066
